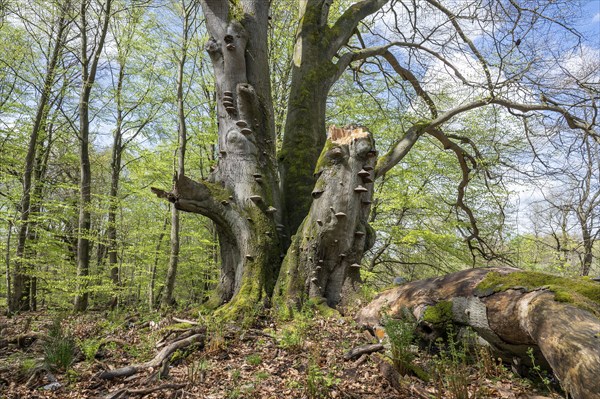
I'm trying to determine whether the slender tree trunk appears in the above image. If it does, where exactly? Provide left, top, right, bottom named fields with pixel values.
left=163, top=205, right=180, bottom=307
left=74, top=0, right=112, bottom=312
left=5, top=220, right=12, bottom=314
left=149, top=215, right=168, bottom=309
left=161, top=1, right=192, bottom=307
left=9, top=7, right=68, bottom=314
left=107, top=64, right=124, bottom=309
left=581, top=231, right=593, bottom=276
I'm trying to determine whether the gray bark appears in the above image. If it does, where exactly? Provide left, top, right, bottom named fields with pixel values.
left=153, top=0, right=281, bottom=318
left=274, top=126, right=377, bottom=310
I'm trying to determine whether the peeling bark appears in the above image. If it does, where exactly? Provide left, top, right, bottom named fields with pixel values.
left=356, top=267, right=600, bottom=399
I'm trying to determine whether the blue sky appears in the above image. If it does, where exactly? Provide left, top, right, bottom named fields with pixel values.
left=580, top=0, right=600, bottom=47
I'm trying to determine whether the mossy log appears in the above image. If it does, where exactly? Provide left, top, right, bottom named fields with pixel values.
left=356, top=267, right=600, bottom=399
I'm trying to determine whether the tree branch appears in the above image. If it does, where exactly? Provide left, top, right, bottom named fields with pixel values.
left=327, top=0, right=389, bottom=58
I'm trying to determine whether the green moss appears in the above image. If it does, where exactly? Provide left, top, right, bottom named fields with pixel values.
left=313, top=139, right=336, bottom=175
left=476, top=271, right=600, bottom=317
left=203, top=180, right=231, bottom=203
left=423, top=300, right=453, bottom=326
left=163, top=322, right=194, bottom=331
left=306, top=297, right=339, bottom=318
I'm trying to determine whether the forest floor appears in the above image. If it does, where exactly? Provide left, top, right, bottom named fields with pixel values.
left=0, top=307, right=563, bottom=399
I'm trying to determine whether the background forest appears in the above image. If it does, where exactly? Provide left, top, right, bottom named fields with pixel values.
left=0, top=0, right=598, bottom=313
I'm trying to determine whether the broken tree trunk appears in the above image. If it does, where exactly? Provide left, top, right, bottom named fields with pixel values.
left=356, top=266, right=600, bottom=399
left=274, top=126, right=377, bottom=312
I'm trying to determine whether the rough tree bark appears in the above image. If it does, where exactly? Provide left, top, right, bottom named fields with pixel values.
left=154, top=0, right=282, bottom=320
left=274, top=126, right=377, bottom=312
left=356, top=267, right=600, bottom=399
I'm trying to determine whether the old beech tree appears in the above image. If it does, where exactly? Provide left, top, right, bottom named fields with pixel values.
left=153, top=0, right=596, bottom=319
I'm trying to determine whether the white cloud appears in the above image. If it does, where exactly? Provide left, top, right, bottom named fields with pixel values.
left=593, top=13, right=600, bottom=23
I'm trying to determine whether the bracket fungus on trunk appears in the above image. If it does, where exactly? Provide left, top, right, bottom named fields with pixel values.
left=274, top=125, right=377, bottom=311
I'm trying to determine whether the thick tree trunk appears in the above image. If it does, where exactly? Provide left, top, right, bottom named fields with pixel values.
left=153, top=0, right=281, bottom=321
left=356, top=267, right=600, bottom=399
left=274, top=126, right=377, bottom=312
left=279, top=3, right=341, bottom=235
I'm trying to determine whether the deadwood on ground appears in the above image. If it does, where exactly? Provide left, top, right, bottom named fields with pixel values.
left=97, top=326, right=205, bottom=380
left=356, top=267, right=600, bottom=399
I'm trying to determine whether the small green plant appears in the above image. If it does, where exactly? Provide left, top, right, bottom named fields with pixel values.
left=246, top=353, right=262, bottom=366
left=430, top=328, right=475, bottom=399
left=305, top=358, right=339, bottom=399
left=255, top=371, right=270, bottom=381
left=19, top=357, right=39, bottom=377
left=384, top=317, right=416, bottom=376
left=79, top=338, right=102, bottom=362
left=278, top=327, right=304, bottom=351
left=527, top=347, right=553, bottom=393
left=231, top=368, right=241, bottom=381
left=226, top=387, right=241, bottom=399
left=44, top=317, right=75, bottom=371
left=206, top=318, right=227, bottom=353
left=187, top=357, right=210, bottom=384
left=474, top=345, right=505, bottom=379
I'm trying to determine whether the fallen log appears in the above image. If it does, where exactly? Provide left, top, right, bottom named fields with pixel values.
left=356, top=266, right=600, bottom=399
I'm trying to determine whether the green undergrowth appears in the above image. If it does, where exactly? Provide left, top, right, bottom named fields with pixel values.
left=476, top=271, right=600, bottom=316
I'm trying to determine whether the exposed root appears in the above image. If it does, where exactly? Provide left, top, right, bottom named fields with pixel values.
left=97, top=327, right=205, bottom=380
left=104, top=383, right=186, bottom=399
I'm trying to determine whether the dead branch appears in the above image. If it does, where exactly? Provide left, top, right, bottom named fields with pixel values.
left=97, top=328, right=205, bottom=380
left=344, top=343, right=384, bottom=360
